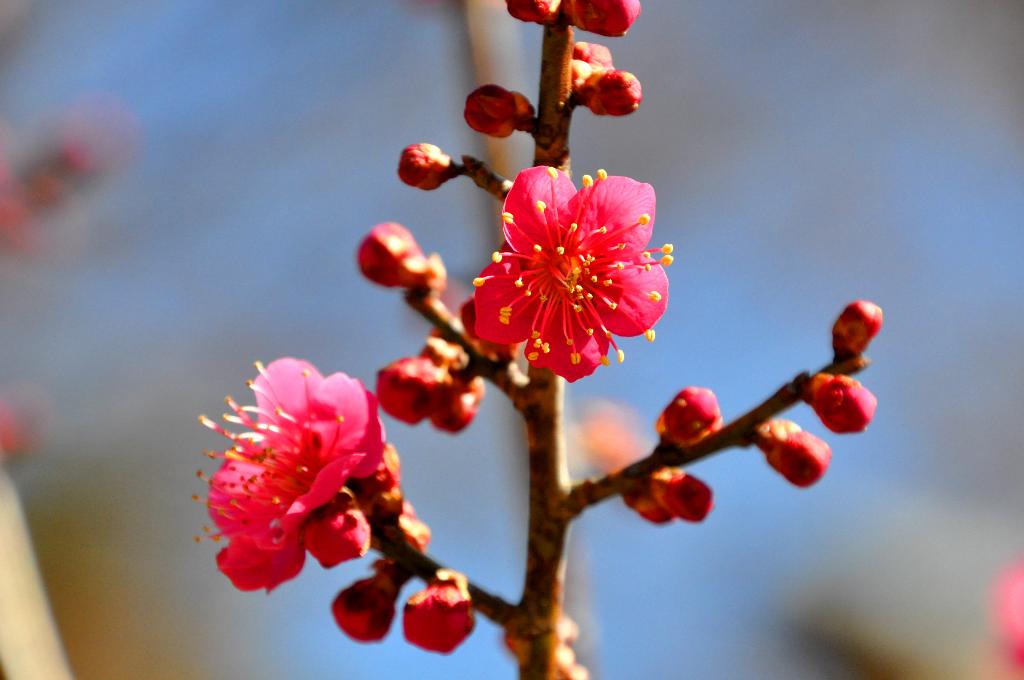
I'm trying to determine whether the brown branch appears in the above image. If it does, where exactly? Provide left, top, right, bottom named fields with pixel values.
left=372, top=526, right=516, bottom=625
left=404, top=289, right=529, bottom=399
left=563, top=355, right=872, bottom=517
left=513, top=20, right=577, bottom=680
left=459, top=155, right=512, bottom=200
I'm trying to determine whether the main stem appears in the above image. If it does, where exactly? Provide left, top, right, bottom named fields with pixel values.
left=517, top=22, right=575, bottom=680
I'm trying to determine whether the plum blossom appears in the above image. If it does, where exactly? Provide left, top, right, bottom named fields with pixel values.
left=472, top=165, right=670, bottom=381
left=199, top=358, right=385, bottom=591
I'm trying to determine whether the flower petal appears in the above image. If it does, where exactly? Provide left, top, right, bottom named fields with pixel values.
left=473, top=260, right=540, bottom=344
left=601, top=263, right=669, bottom=336
left=568, top=175, right=655, bottom=252
left=216, top=535, right=306, bottom=592
left=528, top=304, right=609, bottom=382
left=502, top=166, right=578, bottom=252
left=281, top=456, right=357, bottom=535
left=253, top=357, right=324, bottom=424
left=309, top=373, right=385, bottom=477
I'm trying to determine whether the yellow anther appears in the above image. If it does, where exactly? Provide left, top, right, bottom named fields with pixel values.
left=644, top=329, right=656, bottom=342
left=540, top=294, right=548, bottom=302
left=546, top=166, right=559, bottom=179
left=502, top=212, right=515, bottom=223
left=603, top=279, right=613, bottom=286
left=662, top=255, right=674, bottom=266
left=642, top=251, right=652, bottom=259
left=569, top=222, right=578, bottom=232
left=598, top=226, right=608, bottom=234
left=638, top=213, right=651, bottom=225
left=491, top=251, right=503, bottom=263
left=532, top=330, right=541, bottom=338
left=536, top=200, right=547, bottom=212
left=605, top=329, right=612, bottom=338
left=473, top=277, right=486, bottom=287
left=515, top=278, right=524, bottom=288
left=542, top=343, right=551, bottom=353
left=534, top=339, right=543, bottom=348
left=591, top=275, right=598, bottom=283
left=648, top=291, right=662, bottom=302
left=616, top=262, right=625, bottom=270
left=645, top=263, right=652, bottom=272
left=525, top=290, right=533, bottom=296
left=573, top=304, right=583, bottom=312
left=582, top=174, right=594, bottom=187
left=608, top=301, right=618, bottom=310
left=533, top=244, right=543, bottom=252
left=556, top=246, right=565, bottom=255
left=600, top=356, right=611, bottom=366
left=566, top=338, right=574, bottom=346
left=586, top=328, right=595, bottom=335
left=617, top=349, right=625, bottom=363
left=662, top=243, right=674, bottom=254
left=597, top=169, right=608, bottom=180
left=618, top=243, right=627, bottom=250
left=586, top=293, right=594, bottom=300
left=570, top=352, right=582, bottom=365
left=528, top=352, right=540, bottom=361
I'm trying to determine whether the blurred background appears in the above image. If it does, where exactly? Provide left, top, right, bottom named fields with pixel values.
left=1, top=0, right=1022, bottom=678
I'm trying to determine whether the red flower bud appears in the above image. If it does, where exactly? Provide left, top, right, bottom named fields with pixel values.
left=304, top=498, right=371, bottom=568
left=332, top=567, right=401, bottom=643
left=587, top=70, right=642, bottom=116
left=806, top=373, right=877, bottom=434
left=399, top=501, right=432, bottom=552
left=376, top=357, right=444, bottom=424
left=464, top=85, right=536, bottom=138
left=622, top=469, right=674, bottom=524
left=565, top=0, right=642, bottom=37
left=430, top=376, right=485, bottom=433
left=573, top=41, right=614, bottom=69
left=403, top=571, right=475, bottom=654
left=357, top=222, right=446, bottom=290
left=756, top=420, right=832, bottom=488
left=421, top=335, right=468, bottom=372
left=505, top=0, right=561, bottom=24
left=398, top=143, right=458, bottom=190
left=656, top=386, right=722, bottom=445
left=655, top=471, right=713, bottom=522
left=832, top=300, right=883, bottom=359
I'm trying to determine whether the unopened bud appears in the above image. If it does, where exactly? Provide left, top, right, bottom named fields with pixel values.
left=430, top=376, right=485, bottom=433
left=565, top=0, right=642, bottom=37
left=403, top=570, right=475, bottom=654
left=656, top=386, right=722, bottom=445
left=756, top=420, right=832, bottom=488
left=622, top=469, right=674, bottom=524
left=357, top=222, right=446, bottom=290
left=332, top=566, right=402, bottom=643
left=377, top=357, right=444, bottom=424
left=505, top=0, right=562, bottom=24
left=571, top=43, right=614, bottom=106
left=587, top=70, right=642, bottom=116
left=464, top=85, right=536, bottom=138
left=832, top=300, right=883, bottom=359
left=654, top=471, right=714, bottom=522
left=806, top=373, right=877, bottom=434
left=398, top=143, right=458, bottom=190
left=304, top=497, right=371, bottom=568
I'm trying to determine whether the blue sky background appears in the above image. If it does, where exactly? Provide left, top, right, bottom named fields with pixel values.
left=1, top=1, right=1022, bottom=678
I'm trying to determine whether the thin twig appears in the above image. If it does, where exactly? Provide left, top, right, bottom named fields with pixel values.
left=372, top=526, right=516, bottom=625
left=563, top=356, right=871, bottom=516
left=459, top=155, right=512, bottom=200
left=404, top=289, right=528, bottom=400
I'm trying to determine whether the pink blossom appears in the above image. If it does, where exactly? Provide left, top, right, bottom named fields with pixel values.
left=472, top=166, right=670, bottom=381
left=200, top=358, right=385, bottom=592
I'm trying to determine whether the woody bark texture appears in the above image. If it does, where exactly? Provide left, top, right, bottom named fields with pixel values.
left=513, top=21, right=576, bottom=680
